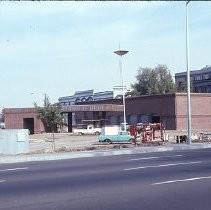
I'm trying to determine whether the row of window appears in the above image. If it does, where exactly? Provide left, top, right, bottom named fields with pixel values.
left=192, top=74, right=210, bottom=81
left=176, top=74, right=211, bottom=83
left=193, top=86, right=211, bottom=93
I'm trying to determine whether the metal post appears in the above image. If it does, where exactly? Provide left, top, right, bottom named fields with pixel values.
left=119, top=56, right=127, bottom=131
left=186, top=1, right=192, bottom=144
left=114, top=49, right=129, bottom=131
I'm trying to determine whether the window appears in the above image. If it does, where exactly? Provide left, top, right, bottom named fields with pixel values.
left=176, top=77, right=186, bottom=82
left=203, top=74, right=210, bottom=80
left=207, top=86, right=211, bottom=92
left=194, top=87, right=198, bottom=93
left=194, top=75, right=202, bottom=81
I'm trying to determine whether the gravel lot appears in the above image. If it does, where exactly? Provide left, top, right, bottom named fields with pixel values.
left=29, top=133, right=100, bottom=153
left=29, top=131, right=208, bottom=154
left=28, top=132, right=167, bottom=154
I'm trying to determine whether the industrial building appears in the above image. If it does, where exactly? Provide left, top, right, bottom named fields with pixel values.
left=4, top=93, right=211, bottom=134
left=58, top=87, right=131, bottom=106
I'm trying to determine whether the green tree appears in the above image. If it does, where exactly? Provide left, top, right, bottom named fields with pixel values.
left=130, top=64, right=176, bottom=96
left=34, top=95, right=63, bottom=150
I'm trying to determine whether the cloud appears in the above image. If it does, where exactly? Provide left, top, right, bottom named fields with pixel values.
left=0, top=1, right=165, bottom=22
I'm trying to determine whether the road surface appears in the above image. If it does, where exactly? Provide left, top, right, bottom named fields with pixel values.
left=1, top=148, right=211, bottom=210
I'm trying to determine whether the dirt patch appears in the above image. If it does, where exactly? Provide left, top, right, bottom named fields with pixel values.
left=29, top=132, right=207, bottom=154
left=29, top=133, right=168, bottom=154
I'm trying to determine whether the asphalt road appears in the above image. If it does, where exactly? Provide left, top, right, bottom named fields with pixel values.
left=1, top=148, right=211, bottom=210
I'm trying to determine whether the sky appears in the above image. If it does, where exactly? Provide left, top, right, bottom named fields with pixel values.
left=1, top=1, right=211, bottom=108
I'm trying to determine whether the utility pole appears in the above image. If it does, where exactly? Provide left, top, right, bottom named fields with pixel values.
left=186, top=0, right=192, bottom=144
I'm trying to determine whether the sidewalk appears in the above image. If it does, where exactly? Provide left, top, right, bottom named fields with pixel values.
left=1, top=142, right=211, bottom=164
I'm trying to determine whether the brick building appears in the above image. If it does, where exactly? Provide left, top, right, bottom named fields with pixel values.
left=3, top=108, right=44, bottom=134
left=77, top=93, right=211, bottom=131
left=3, top=93, right=211, bottom=133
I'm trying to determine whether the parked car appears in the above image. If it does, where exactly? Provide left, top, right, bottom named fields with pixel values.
left=73, top=124, right=101, bottom=135
left=98, top=130, right=134, bottom=144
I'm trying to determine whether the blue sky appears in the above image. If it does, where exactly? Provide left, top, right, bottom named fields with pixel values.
left=1, top=1, right=211, bottom=108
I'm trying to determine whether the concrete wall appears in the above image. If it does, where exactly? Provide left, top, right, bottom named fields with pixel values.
left=0, top=129, right=29, bottom=154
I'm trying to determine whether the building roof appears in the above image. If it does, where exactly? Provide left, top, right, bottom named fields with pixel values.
left=175, top=66, right=211, bottom=77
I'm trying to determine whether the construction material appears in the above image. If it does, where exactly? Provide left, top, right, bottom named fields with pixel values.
left=130, top=123, right=165, bottom=143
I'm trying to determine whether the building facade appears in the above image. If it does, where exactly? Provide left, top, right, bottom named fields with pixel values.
left=73, top=93, right=211, bottom=131
left=175, top=66, right=211, bottom=93
left=58, top=89, right=114, bottom=106
left=4, top=93, right=211, bottom=133
left=3, top=108, right=44, bottom=134
left=58, top=89, right=115, bottom=125
left=58, top=87, right=131, bottom=106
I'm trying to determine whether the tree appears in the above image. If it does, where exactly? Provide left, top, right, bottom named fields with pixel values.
left=34, top=95, right=63, bottom=151
left=130, top=64, right=176, bottom=96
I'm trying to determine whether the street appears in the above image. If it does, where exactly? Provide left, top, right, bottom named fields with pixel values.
left=1, top=148, right=211, bottom=210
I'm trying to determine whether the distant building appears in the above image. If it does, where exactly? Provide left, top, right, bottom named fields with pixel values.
left=58, top=90, right=94, bottom=106
left=58, top=89, right=114, bottom=106
left=58, top=87, right=131, bottom=106
left=58, top=89, right=115, bottom=126
left=175, top=65, right=211, bottom=93
left=58, top=88, right=132, bottom=125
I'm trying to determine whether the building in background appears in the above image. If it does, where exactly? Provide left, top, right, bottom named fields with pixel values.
left=58, top=88, right=131, bottom=126
left=58, top=89, right=114, bottom=126
left=58, top=89, right=113, bottom=106
left=58, top=86, right=132, bottom=106
left=4, top=93, right=211, bottom=133
left=175, top=65, right=211, bottom=93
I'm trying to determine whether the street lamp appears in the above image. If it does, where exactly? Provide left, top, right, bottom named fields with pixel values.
left=114, top=49, right=129, bottom=131
left=186, top=1, right=192, bottom=144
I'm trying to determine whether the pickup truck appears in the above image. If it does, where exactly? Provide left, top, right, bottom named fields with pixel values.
left=73, top=124, right=101, bottom=135
left=98, top=130, right=134, bottom=144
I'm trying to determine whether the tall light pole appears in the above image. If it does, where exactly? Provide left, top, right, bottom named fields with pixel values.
left=186, top=1, right=192, bottom=144
left=114, top=49, right=129, bottom=131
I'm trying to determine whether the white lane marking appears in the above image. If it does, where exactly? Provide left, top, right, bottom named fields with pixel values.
left=0, top=167, right=28, bottom=172
left=124, top=161, right=201, bottom=171
left=128, top=155, right=183, bottom=161
left=152, top=176, right=211, bottom=185
left=0, top=180, right=5, bottom=183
